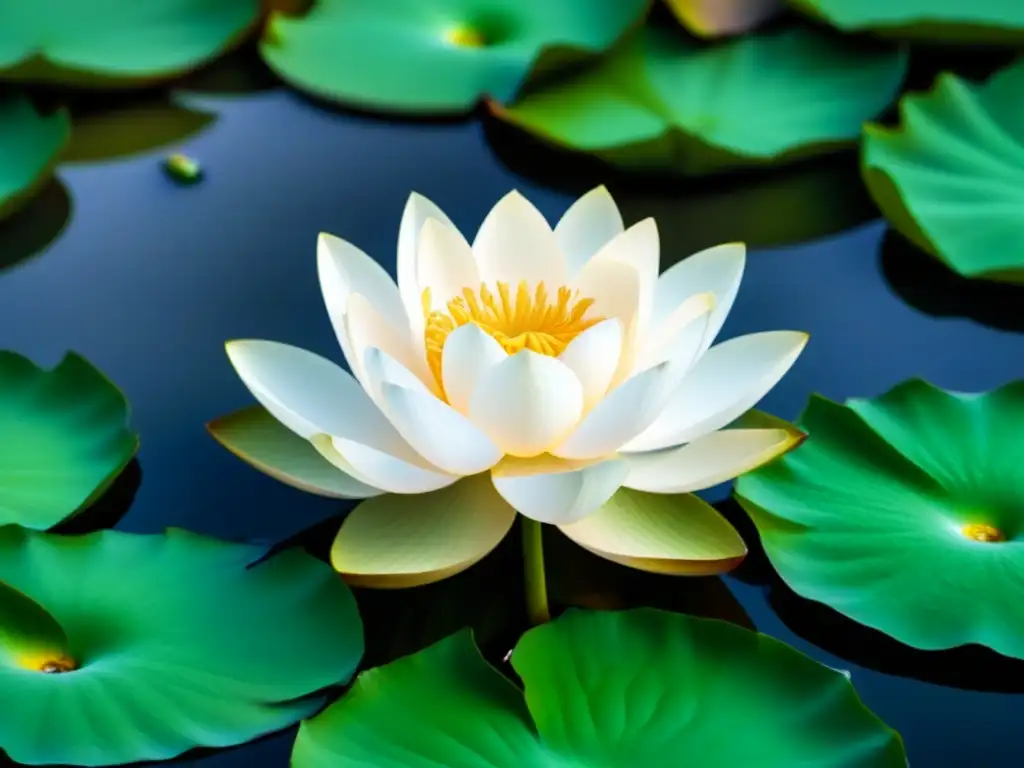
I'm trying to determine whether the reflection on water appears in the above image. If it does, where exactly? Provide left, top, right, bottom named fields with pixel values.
left=0, top=179, right=71, bottom=273
left=483, top=113, right=881, bottom=259
left=0, top=86, right=1022, bottom=766
left=880, top=230, right=1024, bottom=333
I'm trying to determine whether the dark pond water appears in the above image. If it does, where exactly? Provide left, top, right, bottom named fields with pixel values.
left=1, top=52, right=1023, bottom=767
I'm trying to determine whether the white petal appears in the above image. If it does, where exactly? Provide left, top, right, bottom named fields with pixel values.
left=363, top=345, right=431, bottom=401
left=574, top=256, right=641, bottom=386
left=226, top=340, right=385, bottom=441
left=379, top=382, right=503, bottom=475
left=472, top=190, right=568, bottom=287
left=417, top=218, right=479, bottom=313
left=469, top=350, right=583, bottom=458
left=583, top=218, right=660, bottom=345
left=622, top=330, right=809, bottom=452
left=313, top=435, right=459, bottom=495
left=346, top=293, right=436, bottom=396
left=652, top=242, right=745, bottom=354
left=554, top=185, right=624, bottom=276
left=398, top=193, right=459, bottom=340
left=558, top=318, right=622, bottom=410
left=317, top=233, right=408, bottom=373
left=441, top=322, right=507, bottom=414
left=623, top=428, right=796, bottom=493
left=491, top=455, right=629, bottom=524
left=633, top=291, right=715, bottom=375
left=552, top=361, right=674, bottom=460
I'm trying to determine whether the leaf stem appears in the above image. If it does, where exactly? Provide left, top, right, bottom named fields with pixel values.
left=521, top=517, right=550, bottom=625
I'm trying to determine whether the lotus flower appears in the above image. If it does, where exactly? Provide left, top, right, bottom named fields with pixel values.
left=210, top=187, right=807, bottom=602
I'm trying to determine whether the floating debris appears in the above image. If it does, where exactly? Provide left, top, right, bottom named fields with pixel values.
left=162, top=153, right=202, bottom=184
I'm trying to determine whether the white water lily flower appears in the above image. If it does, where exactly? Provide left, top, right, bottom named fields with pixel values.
left=209, top=187, right=808, bottom=588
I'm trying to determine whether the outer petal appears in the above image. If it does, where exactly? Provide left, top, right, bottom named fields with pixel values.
left=346, top=293, right=436, bottom=395
left=208, top=405, right=383, bottom=499
left=397, top=192, right=459, bottom=340
left=378, top=382, right=502, bottom=476
left=363, top=346, right=430, bottom=400
left=441, top=323, right=507, bottom=415
left=317, top=233, right=408, bottom=374
left=417, top=218, right=479, bottom=314
left=557, top=318, right=623, bottom=411
left=552, top=362, right=673, bottom=460
left=554, top=185, right=624, bottom=276
left=330, top=474, right=517, bottom=588
left=312, top=435, right=459, bottom=495
left=623, top=428, right=798, bottom=493
left=558, top=489, right=746, bottom=575
left=633, top=291, right=715, bottom=375
left=472, top=190, right=568, bottom=287
left=225, top=339, right=396, bottom=443
left=469, top=351, right=583, bottom=458
left=652, top=242, right=746, bottom=354
left=491, top=455, right=628, bottom=525
left=622, top=330, right=809, bottom=452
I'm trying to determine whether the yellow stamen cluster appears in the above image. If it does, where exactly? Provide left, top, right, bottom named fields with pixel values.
left=960, top=523, right=1005, bottom=543
left=444, top=26, right=487, bottom=48
left=423, top=281, right=603, bottom=396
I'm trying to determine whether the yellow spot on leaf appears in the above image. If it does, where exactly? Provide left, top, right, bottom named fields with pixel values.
left=960, top=523, right=1005, bottom=543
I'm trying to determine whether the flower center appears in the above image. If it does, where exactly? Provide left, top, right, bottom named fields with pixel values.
left=423, top=281, right=603, bottom=396
left=443, top=25, right=487, bottom=48
left=960, top=523, right=1005, bottom=543
left=15, top=652, right=77, bottom=673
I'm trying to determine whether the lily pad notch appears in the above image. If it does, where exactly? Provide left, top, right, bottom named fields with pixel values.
left=491, top=25, right=908, bottom=175
left=259, top=0, right=652, bottom=114
left=292, top=607, right=907, bottom=767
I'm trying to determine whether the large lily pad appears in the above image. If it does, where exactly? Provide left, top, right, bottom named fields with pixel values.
left=259, top=0, right=651, bottom=114
left=0, top=351, right=137, bottom=530
left=735, top=379, right=1024, bottom=659
left=492, top=25, right=907, bottom=175
left=791, top=0, right=1024, bottom=43
left=292, top=608, right=906, bottom=767
left=0, top=526, right=364, bottom=766
left=0, top=0, right=262, bottom=85
left=0, top=96, right=69, bottom=222
left=863, top=60, right=1024, bottom=283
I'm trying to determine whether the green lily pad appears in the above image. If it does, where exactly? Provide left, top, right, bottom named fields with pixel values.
left=0, top=351, right=138, bottom=530
left=292, top=608, right=906, bottom=767
left=492, top=25, right=907, bottom=175
left=259, top=0, right=651, bottom=115
left=863, top=61, right=1024, bottom=283
left=0, top=96, right=69, bottom=222
left=0, top=525, right=364, bottom=766
left=791, top=0, right=1024, bottom=43
left=0, top=0, right=262, bottom=85
left=735, top=379, right=1024, bottom=658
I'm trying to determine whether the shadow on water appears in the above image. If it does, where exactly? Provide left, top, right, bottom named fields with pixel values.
left=175, top=39, right=284, bottom=97
left=258, top=511, right=755, bottom=675
left=880, top=229, right=1024, bottom=333
left=0, top=178, right=72, bottom=273
left=51, top=458, right=143, bottom=535
left=723, top=495, right=1024, bottom=693
left=57, top=92, right=218, bottom=165
left=482, top=112, right=880, bottom=259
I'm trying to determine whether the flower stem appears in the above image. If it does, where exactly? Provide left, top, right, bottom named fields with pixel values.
left=521, top=517, right=550, bottom=625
